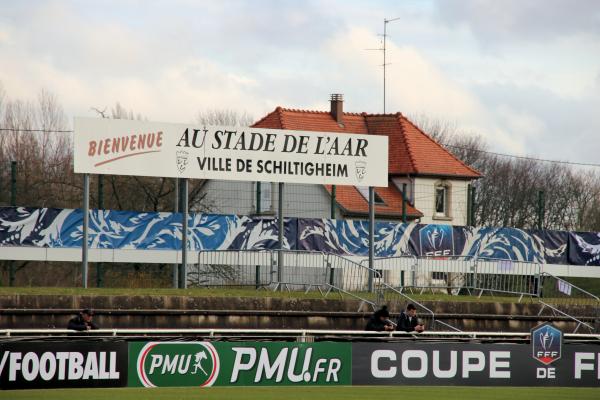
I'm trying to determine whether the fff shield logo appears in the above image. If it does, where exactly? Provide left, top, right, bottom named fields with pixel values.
left=419, top=224, right=454, bottom=256
left=136, top=342, right=220, bottom=387
left=531, top=323, right=562, bottom=365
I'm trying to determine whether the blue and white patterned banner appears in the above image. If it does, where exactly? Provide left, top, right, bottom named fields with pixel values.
left=0, top=206, right=591, bottom=265
left=0, top=207, right=296, bottom=252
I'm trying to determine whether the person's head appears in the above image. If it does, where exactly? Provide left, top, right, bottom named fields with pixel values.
left=81, top=309, right=94, bottom=323
left=374, top=306, right=390, bottom=322
left=406, top=304, right=417, bottom=317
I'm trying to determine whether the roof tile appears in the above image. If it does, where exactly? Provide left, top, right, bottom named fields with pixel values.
left=252, top=106, right=481, bottom=217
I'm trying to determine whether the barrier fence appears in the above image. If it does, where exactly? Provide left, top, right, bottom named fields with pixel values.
left=537, top=273, right=600, bottom=333
left=194, top=250, right=599, bottom=332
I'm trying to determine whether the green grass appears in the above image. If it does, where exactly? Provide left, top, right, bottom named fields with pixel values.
left=0, top=286, right=543, bottom=304
left=565, top=277, right=600, bottom=297
left=0, top=386, right=598, bottom=400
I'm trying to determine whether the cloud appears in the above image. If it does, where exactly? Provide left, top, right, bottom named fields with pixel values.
left=434, top=0, right=600, bottom=46
left=0, top=0, right=598, bottom=165
left=323, top=27, right=526, bottom=152
left=0, top=1, right=280, bottom=123
left=474, top=81, right=600, bottom=164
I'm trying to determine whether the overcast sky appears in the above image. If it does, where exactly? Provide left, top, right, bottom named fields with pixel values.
left=1, top=0, right=599, bottom=163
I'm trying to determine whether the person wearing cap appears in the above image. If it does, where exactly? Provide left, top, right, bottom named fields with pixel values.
left=365, top=306, right=395, bottom=331
left=67, top=309, right=99, bottom=331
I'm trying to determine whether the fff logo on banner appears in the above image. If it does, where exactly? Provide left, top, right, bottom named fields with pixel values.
left=419, top=225, right=454, bottom=257
left=531, top=323, right=563, bottom=379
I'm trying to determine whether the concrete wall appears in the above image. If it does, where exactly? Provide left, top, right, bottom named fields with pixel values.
left=0, top=295, right=595, bottom=332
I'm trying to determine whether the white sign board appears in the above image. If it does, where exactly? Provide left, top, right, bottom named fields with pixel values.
left=74, top=117, right=389, bottom=186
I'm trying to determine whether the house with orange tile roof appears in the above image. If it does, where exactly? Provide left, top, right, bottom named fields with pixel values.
left=199, top=94, right=481, bottom=225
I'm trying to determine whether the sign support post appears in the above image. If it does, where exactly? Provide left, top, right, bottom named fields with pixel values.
left=173, top=178, right=179, bottom=288
left=368, top=186, right=375, bottom=292
left=96, top=175, right=104, bottom=287
left=179, top=178, right=188, bottom=289
left=278, top=182, right=284, bottom=288
left=82, top=173, right=89, bottom=288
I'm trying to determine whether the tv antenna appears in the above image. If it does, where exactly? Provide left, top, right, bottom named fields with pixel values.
left=365, top=17, right=401, bottom=113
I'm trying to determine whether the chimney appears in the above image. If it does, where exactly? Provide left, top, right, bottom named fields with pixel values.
left=330, top=93, right=344, bottom=125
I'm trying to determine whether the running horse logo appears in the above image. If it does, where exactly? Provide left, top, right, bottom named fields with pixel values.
left=192, top=351, right=208, bottom=375
left=176, top=150, right=189, bottom=173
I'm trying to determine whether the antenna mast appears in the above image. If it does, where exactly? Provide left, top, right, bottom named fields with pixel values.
left=366, top=17, right=400, bottom=113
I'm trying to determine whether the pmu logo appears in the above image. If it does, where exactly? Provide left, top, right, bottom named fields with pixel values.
left=137, top=342, right=219, bottom=387
left=419, top=225, right=453, bottom=256
left=531, top=323, right=562, bottom=365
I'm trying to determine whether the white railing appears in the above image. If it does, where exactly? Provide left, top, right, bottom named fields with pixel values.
left=0, top=328, right=598, bottom=340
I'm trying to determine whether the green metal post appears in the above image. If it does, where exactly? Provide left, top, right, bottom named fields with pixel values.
left=96, top=175, right=104, bottom=288
left=255, top=265, right=261, bottom=289
left=330, top=185, right=336, bottom=219
left=401, top=183, right=407, bottom=223
left=256, top=182, right=261, bottom=214
left=470, top=186, right=476, bottom=227
left=466, top=184, right=472, bottom=226
left=10, top=161, right=16, bottom=206
left=538, top=190, right=545, bottom=230
left=9, top=161, right=17, bottom=286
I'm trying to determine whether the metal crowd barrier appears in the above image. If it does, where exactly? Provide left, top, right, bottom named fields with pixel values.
left=473, top=257, right=541, bottom=300
left=194, top=250, right=597, bottom=333
left=537, top=272, right=600, bottom=333
left=367, top=255, right=541, bottom=301
left=271, top=250, right=329, bottom=292
left=190, top=250, right=275, bottom=288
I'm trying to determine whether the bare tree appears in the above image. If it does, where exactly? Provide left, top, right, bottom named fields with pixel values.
left=0, top=82, right=5, bottom=120
left=411, top=114, right=600, bottom=231
left=196, top=109, right=254, bottom=127
left=0, top=89, right=77, bottom=208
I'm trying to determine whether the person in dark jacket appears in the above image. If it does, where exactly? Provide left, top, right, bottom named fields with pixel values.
left=396, top=304, right=424, bottom=332
left=365, top=306, right=395, bottom=331
left=67, top=309, right=99, bottom=331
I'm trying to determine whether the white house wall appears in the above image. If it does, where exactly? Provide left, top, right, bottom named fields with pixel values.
left=198, top=180, right=341, bottom=219
left=413, top=177, right=470, bottom=226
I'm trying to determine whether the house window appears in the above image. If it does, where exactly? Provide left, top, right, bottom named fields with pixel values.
left=434, top=184, right=450, bottom=217
left=255, top=181, right=273, bottom=214
left=356, top=186, right=386, bottom=205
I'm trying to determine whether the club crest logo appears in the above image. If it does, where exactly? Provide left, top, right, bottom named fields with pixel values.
left=176, top=150, right=189, bottom=173
left=136, top=342, right=220, bottom=387
left=531, top=323, right=562, bottom=365
left=355, top=161, right=366, bottom=181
